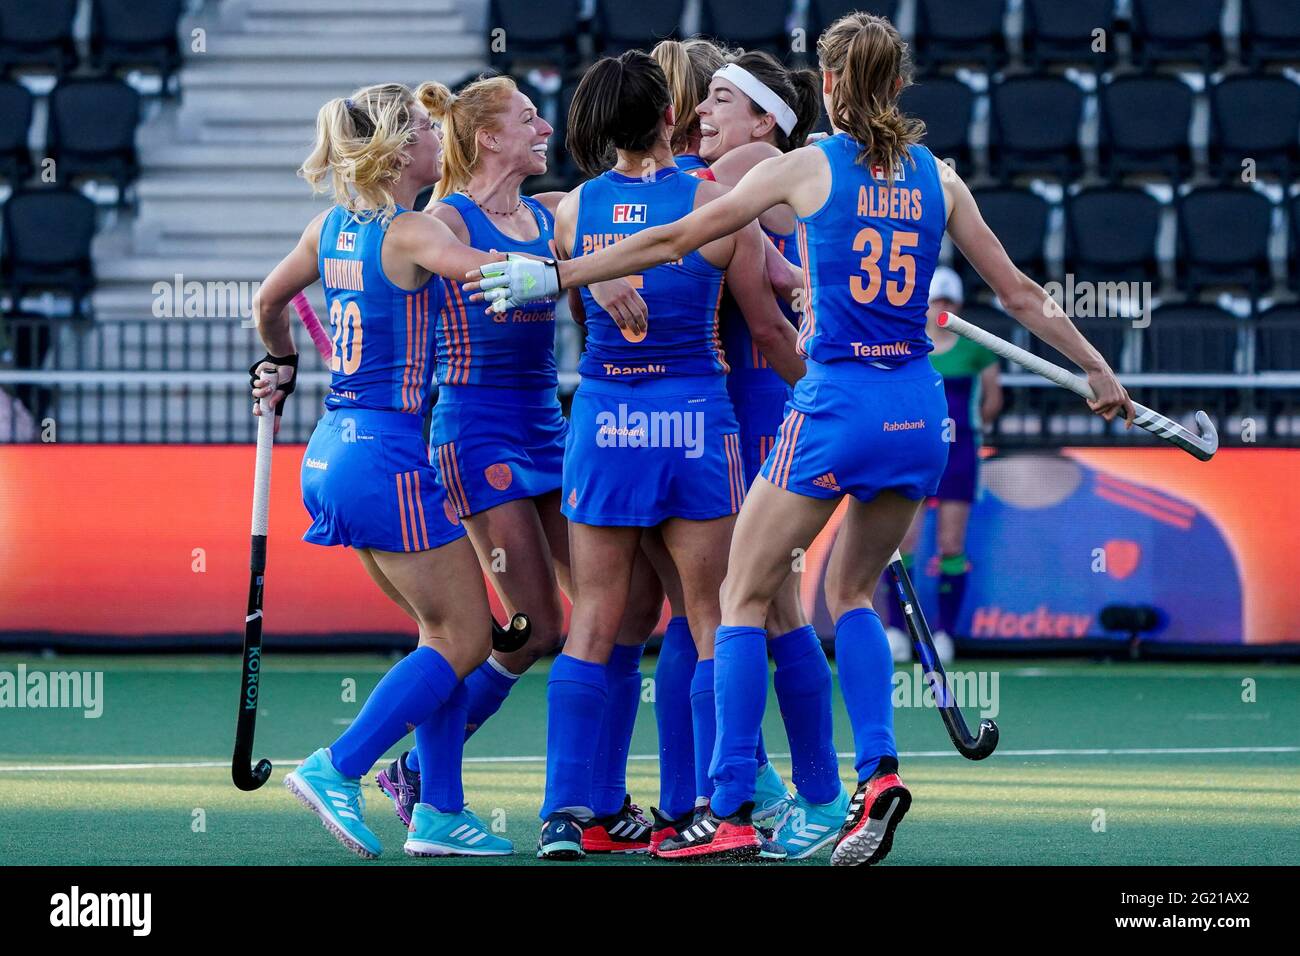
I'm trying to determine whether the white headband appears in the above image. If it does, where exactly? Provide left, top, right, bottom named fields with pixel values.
left=713, top=63, right=798, bottom=136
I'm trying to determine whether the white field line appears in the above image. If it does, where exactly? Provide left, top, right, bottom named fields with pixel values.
left=1, top=746, right=1298, bottom=774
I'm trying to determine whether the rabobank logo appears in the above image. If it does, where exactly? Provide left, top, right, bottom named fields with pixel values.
left=612, top=204, right=647, bottom=224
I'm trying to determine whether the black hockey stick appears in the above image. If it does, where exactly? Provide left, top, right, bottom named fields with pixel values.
left=233, top=395, right=275, bottom=791
left=492, top=612, right=532, bottom=652
left=886, top=550, right=999, bottom=760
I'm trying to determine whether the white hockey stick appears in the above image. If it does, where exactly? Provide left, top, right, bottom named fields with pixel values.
left=938, top=312, right=1219, bottom=461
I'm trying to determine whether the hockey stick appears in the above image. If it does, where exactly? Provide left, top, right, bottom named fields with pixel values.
left=233, top=392, right=275, bottom=791
left=886, top=550, right=999, bottom=760
left=291, top=293, right=534, bottom=654
left=938, top=312, right=1218, bottom=461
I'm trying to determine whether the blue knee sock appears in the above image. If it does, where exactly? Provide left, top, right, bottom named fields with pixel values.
left=540, top=654, right=608, bottom=820
left=591, top=643, right=644, bottom=818
left=755, top=729, right=769, bottom=769
left=771, top=624, right=840, bottom=804
left=688, top=658, right=716, bottom=807
left=653, top=617, right=697, bottom=819
left=415, top=681, right=468, bottom=813
left=709, top=626, right=769, bottom=818
left=463, top=656, right=520, bottom=739
left=329, top=646, right=458, bottom=779
left=834, top=608, right=897, bottom=782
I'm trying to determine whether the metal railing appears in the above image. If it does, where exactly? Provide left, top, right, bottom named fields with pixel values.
left=1, top=316, right=1297, bottom=445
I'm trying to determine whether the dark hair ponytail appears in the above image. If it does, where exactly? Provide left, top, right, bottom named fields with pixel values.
left=566, top=51, right=671, bottom=177
left=727, top=50, right=823, bottom=151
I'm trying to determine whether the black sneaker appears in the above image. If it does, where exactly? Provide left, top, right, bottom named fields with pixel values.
left=537, top=812, right=586, bottom=860
left=655, top=801, right=762, bottom=861
left=582, top=795, right=651, bottom=853
left=648, top=806, right=695, bottom=856
left=374, top=751, right=419, bottom=827
left=830, top=766, right=911, bottom=867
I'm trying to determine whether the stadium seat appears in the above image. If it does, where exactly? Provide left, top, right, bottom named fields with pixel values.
left=699, top=0, right=791, bottom=60
left=898, top=76, right=974, bottom=175
left=0, top=0, right=78, bottom=77
left=488, top=0, right=582, bottom=74
left=1208, top=74, right=1300, bottom=183
left=1143, top=303, right=1239, bottom=373
left=1240, top=0, right=1300, bottom=68
left=0, top=188, right=97, bottom=316
left=988, top=75, right=1084, bottom=182
left=593, top=0, right=684, bottom=58
left=1256, top=303, right=1300, bottom=372
left=1130, top=0, right=1226, bottom=73
left=806, top=1, right=899, bottom=41
left=89, top=0, right=184, bottom=91
left=1021, top=0, right=1115, bottom=71
left=912, top=0, right=1006, bottom=74
left=1097, top=74, right=1194, bottom=183
left=1029, top=317, right=1127, bottom=376
left=46, top=77, right=141, bottom=198
left=957, top=187, right=1051, bottom=295
left=1290, top=193, right=1300, bottom=292
left=1177, top=186, right=1275, bottom=298
left=952, top=303, right=1018, bottom=367
left=0, top=78, right=33, bottom=184
left=1064, top=187, right=1163, bottom=287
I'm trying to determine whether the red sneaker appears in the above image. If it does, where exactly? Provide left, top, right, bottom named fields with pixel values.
left=647, top=806, right=693, bottom=856
left=654, top=802, right=762, bottom=861
left=581, top=795, right=651, bottom=854
left=831, top=771, right=911, bottom=867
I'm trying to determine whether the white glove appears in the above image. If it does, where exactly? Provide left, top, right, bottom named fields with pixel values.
left=477, top=253, right=561, bottom=313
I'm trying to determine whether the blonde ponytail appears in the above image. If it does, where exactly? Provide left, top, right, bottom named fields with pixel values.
left=299, top=83, right=420, bottom=224
left=816, top=13, right=924, bottom=180
left=417, top=75, right=517, bottom=200
left=652, top=38, right=730, bottom=155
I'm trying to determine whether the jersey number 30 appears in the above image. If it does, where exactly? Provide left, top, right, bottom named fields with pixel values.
left=329, top=300, right=363, bottom=375
left=850, top=228, right=918, bottom=307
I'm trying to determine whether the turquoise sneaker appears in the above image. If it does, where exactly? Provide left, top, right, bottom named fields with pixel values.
left=284, top=748, right=382, bottom=860
left=771, top=788, right=851, bottom=860
left=405, top=804, right=514, bottom=857
left=752, top=761, right=794, bottom=823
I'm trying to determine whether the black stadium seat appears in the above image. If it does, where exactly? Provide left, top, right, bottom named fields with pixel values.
left=1098, top=74, right=1194, bottom=183
left=806, top=0, right=899, bottom=41
left=1177, top=186, right=1274, bottom=298
left=699, top=0, right=790, bottom=60
left=1065, top=187, right=1162, bottom=288
left=951, top=302, right=1018, bottom=368
left=988, top=75, right=1084, bottom=182
left=0, top=78, right=33, bottom=184
left=899, top=76, right=973, bottom=174
left=1143, top=304, right=1239, bottom=374
left=1241, top=0, right=1300, bottom=69
left=1257, top=304, right=1300, bottom=372
left=1021, top=0, right=1115, bottom=71
left=1291, top=193, right=1300, bottom=292
left=1130, top=0, right=1226, bottom=73
left=593, top=1, right=684, bottom=58
left=913, top=0, right=1006, bottom=74
left=1029, top=318, right=1126, bottom=376
left=488, top=0, right=582, bottom=73
left=90, top=0, right=184, bottom=91
left=957, top=187, right=1051, bottom=294
left=1209, top=74, right=1300, bottom=183
left=0, top=0, right=78, bottom=77
left=46, top=78, right=141, bottom=198
left=0, top=188, right=97, bottom=316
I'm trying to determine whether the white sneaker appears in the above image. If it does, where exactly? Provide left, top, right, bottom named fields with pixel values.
left=932, top=630, right=955, bottom=664
left=886, top=626, right=911, bottom=662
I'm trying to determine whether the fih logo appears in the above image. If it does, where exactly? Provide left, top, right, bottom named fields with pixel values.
left=50, top=886, right=151, bottom=936
left=612, top=204, right=647, bottom=224
left=336, top=231, right=356, bottom=252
